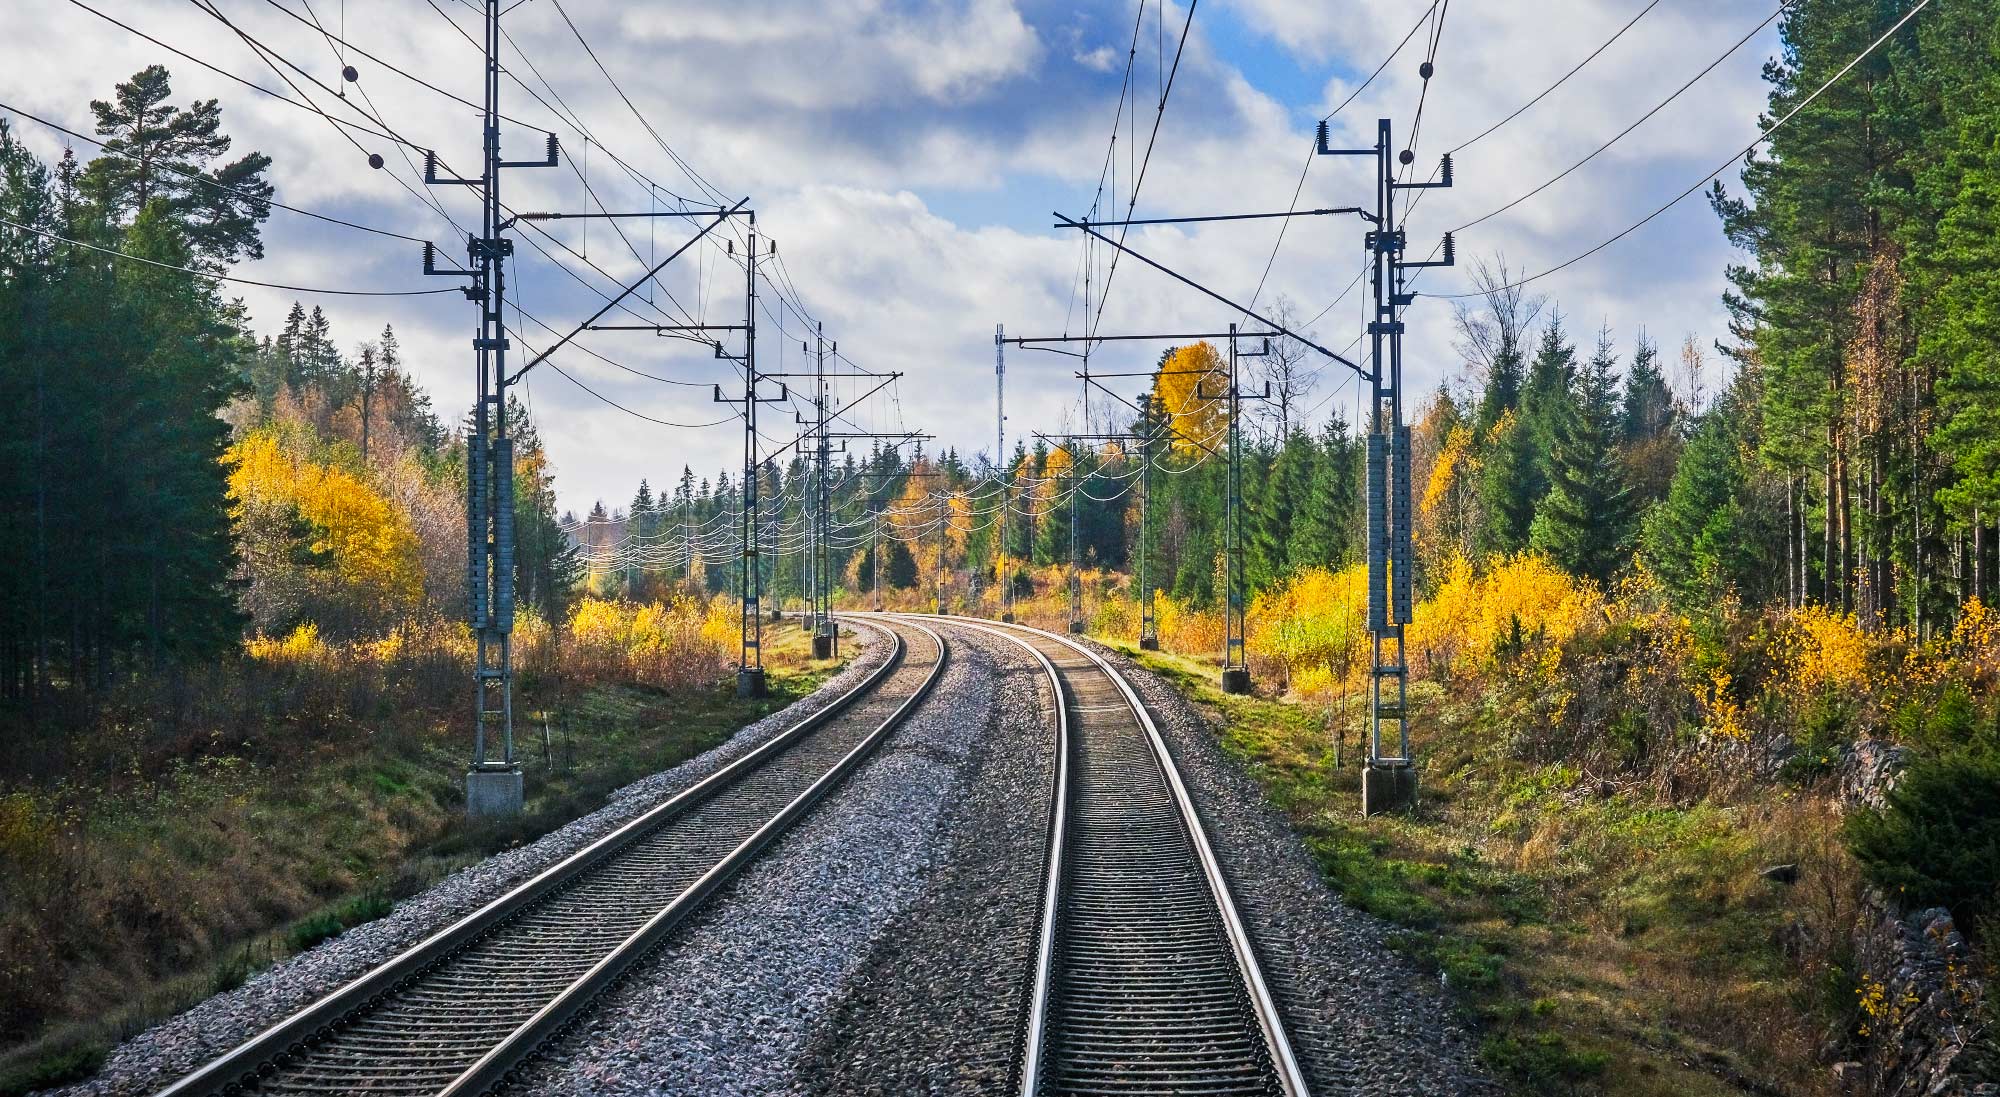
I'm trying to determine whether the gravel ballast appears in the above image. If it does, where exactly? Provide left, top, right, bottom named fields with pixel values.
left=795, top=624, right=1056, bottom=1096
left=501, top=621, right=1039, bottom=1096
left=55, top=618, right=1495, bottom=1097
left=1079, top=636, right=1498, bottom=1097
left=49, top=628, right=891, bottom=1097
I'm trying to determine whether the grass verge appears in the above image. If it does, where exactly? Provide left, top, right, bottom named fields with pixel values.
left=0, top=624, right=845, bottom=1095
left=1109, top=640, right=1854, bottom=1097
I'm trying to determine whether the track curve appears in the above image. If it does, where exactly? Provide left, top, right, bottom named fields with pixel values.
left=899, top=615, right=1308, bottom=1097
left=155, top=617, right=947, bottom=1097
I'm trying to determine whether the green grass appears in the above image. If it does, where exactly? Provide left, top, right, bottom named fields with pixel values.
left=0, top=1036, right=104, bottom=1097
left=1101, top=639, right=1851, bottom=1097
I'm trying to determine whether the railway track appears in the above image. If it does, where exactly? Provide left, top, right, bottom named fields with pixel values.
left=910, top=616, right=1308, bottom=1097
left=156, top=617, right=947, bottom=1097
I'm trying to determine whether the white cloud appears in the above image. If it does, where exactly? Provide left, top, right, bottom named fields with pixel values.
left=2, top=0, right=1781, bottom=510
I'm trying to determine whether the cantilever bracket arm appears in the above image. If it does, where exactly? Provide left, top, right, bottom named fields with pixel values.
left=1053, top=212, right=1369, bottom=381
left=1052, top=207, right=1375, bottom=229
left=1076, top=375, right=1221, bottom=457
left=506, top=197, right=750, bottom=386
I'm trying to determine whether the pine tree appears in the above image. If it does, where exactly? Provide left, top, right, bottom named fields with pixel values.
left=119, top=201, right=248, bottom=663
left=83, top=65, right=272, bottom=263
left=1530, top=328, right=1634, bottom=581
left=1911, top=20, right=2000, bottom=531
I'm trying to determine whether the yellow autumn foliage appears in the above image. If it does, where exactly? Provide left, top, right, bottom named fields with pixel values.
left=1247, top=565, right=1369, bottom=695
left=1423, top=423, right=1474, bottom=518
left=227, top=430, right=423, bottom=614
left=1778, top=605, right=1872, bottom=699
left=1407, top=553, right=1605, bottom=675
left=1152, top=342, right=1228, bottom=454
left=567, top=594, right=735, bottom=689
left=244, top=621, right=325, bottom=663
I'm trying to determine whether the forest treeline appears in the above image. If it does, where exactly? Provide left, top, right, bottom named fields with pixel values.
left=0, top=66, right=579, bottom=717
left=581, top=0, right=2000, bottom=647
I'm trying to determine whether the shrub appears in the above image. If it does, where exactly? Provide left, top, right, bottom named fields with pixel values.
left=1781, top=692, right=1855, bottom=784
left=0, top=1037, right=105, bottom=1097
left=1479, top=1032, right=1608, bottom=1092
left=285, top=911, right=345, bottom=953
left=1845, top=752, right=2000, bottom=921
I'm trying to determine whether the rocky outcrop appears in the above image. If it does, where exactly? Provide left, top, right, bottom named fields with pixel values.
left=1849, top=900, right=1994, bottom=1097
left=1844, top=738, right=1912, bottom=808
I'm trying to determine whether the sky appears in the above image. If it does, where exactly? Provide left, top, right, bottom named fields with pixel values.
left=4, top=0, right=1785, bottom=514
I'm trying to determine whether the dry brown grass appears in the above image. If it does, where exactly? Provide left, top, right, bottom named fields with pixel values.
left=0, top=617, right=841, bottom=1087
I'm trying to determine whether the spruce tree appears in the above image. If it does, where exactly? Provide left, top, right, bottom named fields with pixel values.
left=1530, top=328, right=1634, bottom=581
left=1292, top=414, right=1362, bottom=570
left=1478, top=411, right=1537, bottom=559
left=1617, top=332, right=1683, bottom=509
left=1642, top=395, right=1753, bottom=607
left=1479, top=317, right=1574, bottom=558
left=1249, top=429, right=1314, bottom=587
left=628, top=479, right=657, bottom=600
left=1620, top=333, right=1676, bottom=443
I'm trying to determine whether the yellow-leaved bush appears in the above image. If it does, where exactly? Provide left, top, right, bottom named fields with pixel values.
left=1247, top=565, right=1368, bottom=696
left=565, top=594, right=734, bottom=690
left=227, top=429, right=423, bottom=629
left=1778, top=605, right=1872, bottom=700
left=1407, top=552, right=1604, bottom=676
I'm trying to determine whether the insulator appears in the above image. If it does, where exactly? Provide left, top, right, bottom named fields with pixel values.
left=1442, top=232, right=1456, bottom=265
left=546, top=133, right=560, bottom=163
left=1440, top=153, right=1454, bottom=186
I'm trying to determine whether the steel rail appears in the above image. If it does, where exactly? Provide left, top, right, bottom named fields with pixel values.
left=890, top=615, right=1068, bottom=1095
left=156, top=617, right=943, bottom=1097
left=907, top=614, right=1307, bottom=1097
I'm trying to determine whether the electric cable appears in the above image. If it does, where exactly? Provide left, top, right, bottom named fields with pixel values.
left=0, top=213, right=461, bottom=295
left=1425, top=0, right=1927, bottom=298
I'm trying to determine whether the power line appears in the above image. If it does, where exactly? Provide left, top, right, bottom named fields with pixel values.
left=537, top=357, right=738, bottom=429
left=1446, top=0, right=1664, bottom=155
left=0, top=213, right=459, bottom=295
left=61, top=0, right=406, bottom=147
left=1450, top=2, right=1788, bottom=234
left=0, top=99, right=429, bottom=244
left=1243, top=1, right=1440, bottom=316
left=1300, top=0, right=1681, bottom=333
left=1425, top=0, right=1932, bottom=299
left=547, top=0, right=728, bottom=207
left=1399, top=0, right=1450, bottom=175
left=1084, top=0, right=1198, bottom=345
